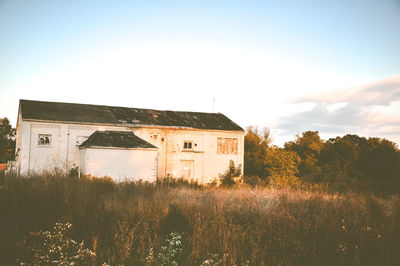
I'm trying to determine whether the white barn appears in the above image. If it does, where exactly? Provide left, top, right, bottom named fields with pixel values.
left=14, top=99, right=245, bottom=183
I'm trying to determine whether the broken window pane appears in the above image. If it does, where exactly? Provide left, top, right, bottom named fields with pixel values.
left=38, top=134, right=52, bottom=146
left=217, top=138, right=238, bottom=154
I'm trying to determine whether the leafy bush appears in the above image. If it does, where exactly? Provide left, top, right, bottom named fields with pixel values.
left=17, top=222, right=95, bottom=265
left=265, top=147, right=301, bottom=188
left=219, top=160, right=242, bottom=187
left=157, top=176, right=202, bottom=189
left=146, top=232, right=183, bottom=266
left=241, top=175, right=267, bottom=187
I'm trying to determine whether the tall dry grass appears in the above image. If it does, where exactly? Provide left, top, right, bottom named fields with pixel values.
left=1, top=172, right=399, bottom=265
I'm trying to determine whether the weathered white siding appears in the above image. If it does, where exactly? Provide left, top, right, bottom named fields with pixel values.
left=133, top=127, right=244, bottom=183
left=16, top=121, right=130, bottom=174
left=29, top=123, right=63, bottom=172
left=80, top=148, right=158, bottom=182
left=16, top=120, right=244, bottom=183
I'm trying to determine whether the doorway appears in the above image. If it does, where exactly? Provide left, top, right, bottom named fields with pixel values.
left=180, top=160, right=194, bottom=180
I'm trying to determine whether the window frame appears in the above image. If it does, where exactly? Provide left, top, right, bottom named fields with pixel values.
left=183, top=141, right=193, bottom=151
left=38, top=134, right=52, bottom=147
left=217, top=137, right=238, bottom=155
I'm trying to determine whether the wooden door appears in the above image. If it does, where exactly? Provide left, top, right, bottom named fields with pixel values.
left=180, top=160, right=194, bottom=180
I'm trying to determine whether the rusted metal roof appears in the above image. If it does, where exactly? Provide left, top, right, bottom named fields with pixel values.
left=79, top=131, right=157, bottom=149
left=20, top=100, right=244, bottom=131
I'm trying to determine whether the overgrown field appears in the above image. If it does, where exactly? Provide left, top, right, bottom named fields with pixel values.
left=1, top=172, right=400, bottom=265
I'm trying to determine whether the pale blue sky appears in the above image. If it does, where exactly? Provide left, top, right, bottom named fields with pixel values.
left=1, top=0, right=399, bottom=145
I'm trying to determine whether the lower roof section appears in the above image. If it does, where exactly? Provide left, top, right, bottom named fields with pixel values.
left=79, top=131, right=158, bottom=149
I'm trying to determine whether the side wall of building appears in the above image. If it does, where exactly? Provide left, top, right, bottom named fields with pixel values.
left=80, top=148, right=158, bottom=182
left=133, top=128, right=244, bottom=183
left=16, top=120, right=244, bottom=183
left=16, top=121, right=125, bottom=174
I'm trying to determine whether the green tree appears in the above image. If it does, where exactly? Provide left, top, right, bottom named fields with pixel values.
left=265, top=146, right=301, bottom=188
left=358, top=138, right=400, bottom=180
left=219, top=160, right=242, bottom=187
left=318, top=134, right=400, bottom=182
left=319, top=134, right=366, bottom=181
left=284, top=131, right=324, bottom=181
left=0, top=117, right=16, bottom=163
left=244, top=126, right=271, bottom=179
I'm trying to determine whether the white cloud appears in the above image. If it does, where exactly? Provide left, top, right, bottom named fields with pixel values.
left=293, top=74, right=400, bottom=106
left=326, top=102, right=348, bottom=113
left=278, top=75, right=400, bottom=145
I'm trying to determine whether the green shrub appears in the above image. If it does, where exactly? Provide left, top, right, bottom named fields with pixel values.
left=146, top=232, right=183, bottom=266
left=17, top=222, right=95, bottom=265
left=219, top=160, right=242, bottom=187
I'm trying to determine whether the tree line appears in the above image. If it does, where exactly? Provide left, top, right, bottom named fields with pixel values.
left=244, top=127, right=400, bottom=192
left=0, top=118, right=15, bottom=163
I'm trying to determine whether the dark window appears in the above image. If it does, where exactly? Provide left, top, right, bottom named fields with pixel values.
left=38, top=134, right=52, bottom=146
left=183, top=141, right=193, bottom=150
